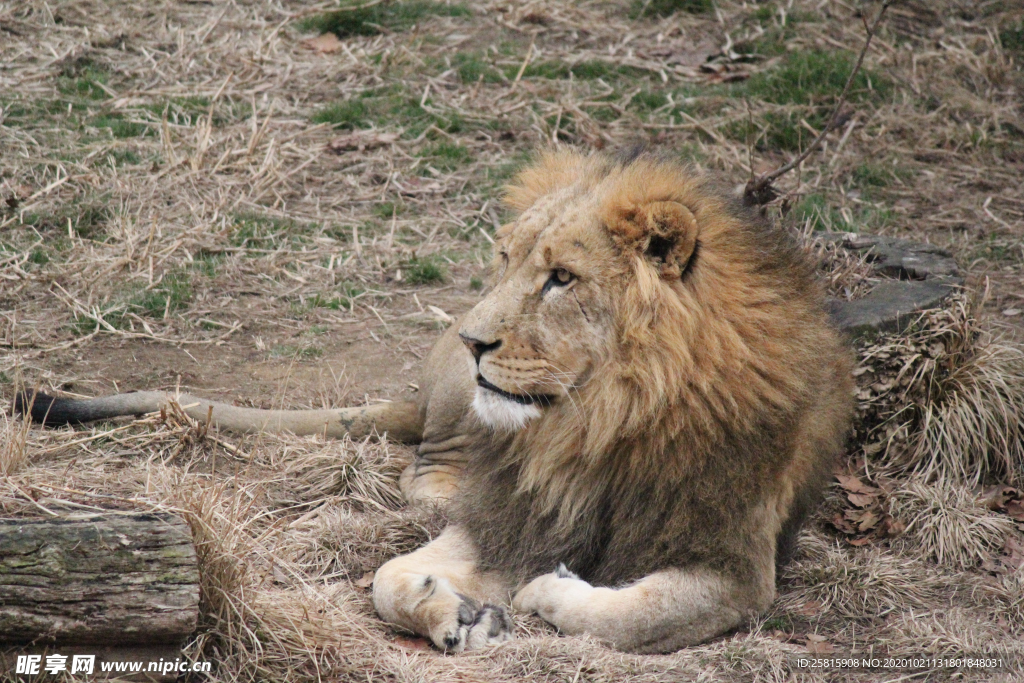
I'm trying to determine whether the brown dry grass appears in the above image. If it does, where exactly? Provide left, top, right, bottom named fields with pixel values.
left=2, top=0, right=1024, bottom=681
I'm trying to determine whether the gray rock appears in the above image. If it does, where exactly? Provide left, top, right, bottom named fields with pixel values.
left=819, top=233, right=963, bottom=339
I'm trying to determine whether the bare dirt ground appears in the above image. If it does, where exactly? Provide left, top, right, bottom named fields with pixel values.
left=2, top=1, right=1024, bottom=681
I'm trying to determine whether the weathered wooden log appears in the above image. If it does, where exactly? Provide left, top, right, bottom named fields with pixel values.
left=0, top=513, right=199, bottom=645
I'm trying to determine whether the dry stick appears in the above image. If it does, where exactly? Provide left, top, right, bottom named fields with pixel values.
left=744, top=0, right=892, bottom=205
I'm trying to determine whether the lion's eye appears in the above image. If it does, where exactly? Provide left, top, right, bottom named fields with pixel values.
left=543, top=268, right=575, bottom=295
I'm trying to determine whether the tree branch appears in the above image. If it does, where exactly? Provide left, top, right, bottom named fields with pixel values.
left=743, top=0, right=892, bottom=206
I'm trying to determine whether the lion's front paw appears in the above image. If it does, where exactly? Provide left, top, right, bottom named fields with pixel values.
left=512, top=565, right=595, bottom=633
left=464, top=603, right=514, bottom=651
left=432, top=593, right=513, bottom=653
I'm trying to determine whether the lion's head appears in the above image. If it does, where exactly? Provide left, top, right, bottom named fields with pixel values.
left=462, top=149, right=827, bottom=428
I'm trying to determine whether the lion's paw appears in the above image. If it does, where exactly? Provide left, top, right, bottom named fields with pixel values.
left=464, top=603, right=515, bottom=651
left=433, top=592, right=513, bottom=653
left=512, top=565, right=595, bottom=633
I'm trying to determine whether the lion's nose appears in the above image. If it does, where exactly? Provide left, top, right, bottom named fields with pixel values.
left=459, top=334, right=501, bottom=364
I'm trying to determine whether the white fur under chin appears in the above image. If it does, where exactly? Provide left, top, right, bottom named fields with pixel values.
left=472, top=387, right=541, bottom=432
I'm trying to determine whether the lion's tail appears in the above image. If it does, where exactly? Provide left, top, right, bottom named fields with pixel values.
left=12, top=390, right=424, bottom=444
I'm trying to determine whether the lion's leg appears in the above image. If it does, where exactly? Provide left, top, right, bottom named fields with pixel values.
left=398, top=319, right=477, bottom=505
left=399, top=435, right=471, bottom=504
left=512, top=564, right=773, bottom=653
left=373, top=525, right=513, bottom=652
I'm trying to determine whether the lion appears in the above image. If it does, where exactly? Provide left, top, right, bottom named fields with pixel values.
left=16, top=148, right=853, bottom=653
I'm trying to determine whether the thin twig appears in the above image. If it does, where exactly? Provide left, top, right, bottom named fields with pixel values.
left=744, top=1, right=892, bottom=205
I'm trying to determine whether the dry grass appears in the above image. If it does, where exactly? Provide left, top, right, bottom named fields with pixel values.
left=853, top=293, right=1024, bottom=485
left=2, top=0, right=1024, bottom=681
left=888, top=477, right=1017, bottom=569
left=802, top=232, right=877, bottom=300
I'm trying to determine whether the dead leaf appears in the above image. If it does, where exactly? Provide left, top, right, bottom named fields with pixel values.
left=302, top=32, right=343, bottom=53
left=805, top=634, right=834, bottom=654
left=855, top=510, right=880, bottom=533
left=795, top=601, right=822, bottom=617
left=979, top=485, right=1021, bottom=512
left=847, top=492, right=876, bottom=507
left=836, top=474, right=878, bottom=495
left=354, top=570, right=375, bottom=588
left=831, top=513, right=856, bottom=535
left=327, top=131, right=399, bottom=154
left=1004, top=536, right=1024, bottom=571
left=848, top=536, right=873, bottom=546
left=880, top=517, right=905, bottom=537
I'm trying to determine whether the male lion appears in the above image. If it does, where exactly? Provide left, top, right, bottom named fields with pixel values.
left=17, top=149, right=853, bottom=653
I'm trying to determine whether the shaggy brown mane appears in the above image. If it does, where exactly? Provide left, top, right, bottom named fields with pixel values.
left=456, top=150, right=852, bottom=587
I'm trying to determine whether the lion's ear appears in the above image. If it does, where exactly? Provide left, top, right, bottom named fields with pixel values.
left=625, top=201, right=699, bottom=280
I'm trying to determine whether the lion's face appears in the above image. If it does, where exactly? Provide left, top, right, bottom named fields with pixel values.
left=460, top=162, right=700, bottom=432
left=460, top=189, right=617, bottom=431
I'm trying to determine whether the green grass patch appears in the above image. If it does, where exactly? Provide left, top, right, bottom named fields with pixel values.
left=270, top=344, right=324, bottom=360
left=191, top=251, right=224, bottom=277
left=967, top=235, right=1024, bottom=266
left=106, top=148, right=142, bottom=165
left=311, top=86, right=468, bottom=137
left=629, top=89, right=670, bottom=113
left=303, top=294, right=348, bottom=311
left=512, top=60, right=648, bottom=82
left=298, top=282, right=364, bottom=312
left=1001, top=22, right=1024, bottom=52
left=403, top=255, right=447, bottom=285
left=725, top=50, right=892, bottom=152
left=739, top=50, right=891, bottom=106
left=761, top=615, right=792, bottom=631
left=71, top=270, right=193, bottom=333
left=21, top=200, right=112, bottom=240
left=91, top=113, right=151, bottom=138
left=736, top=4, right=820, bottom=56
left=449, top=52, right=505, bottom=83
left=129, top=271, right=192, bottom=318
left=56, top=57, right=111, bottom=101
left=373, top=201, right=406, bottom=219
left=311, top=99, right=369, bottom=128
left=790, top=193, right=893, bottom=232
left=230, top=212, right=313, bottom=250
left=850, top=162, right=912, bottom=190
left=145, top=97, right=214, bottom=126
left=469, top=275, right=483, bottom=290
left=629, top=0, right=713, bottom=19
left=28, top=247, right=50, bottom=266
left=299, top=1, right=471, bottom=38
left=1, top=98, right=89, bottom=128
left=418, top=142, right=470, bottom=170
left=726, top=110, right=814, bottom=152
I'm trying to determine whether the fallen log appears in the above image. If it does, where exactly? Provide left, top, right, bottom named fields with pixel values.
left=0, top=513, right=199, bottom=645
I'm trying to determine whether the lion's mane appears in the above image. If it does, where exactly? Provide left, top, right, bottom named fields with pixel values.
left=455, top=151, right=853, bottom=588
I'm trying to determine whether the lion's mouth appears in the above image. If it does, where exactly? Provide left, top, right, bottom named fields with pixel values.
left=476, top=376, right=552, bottom=407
